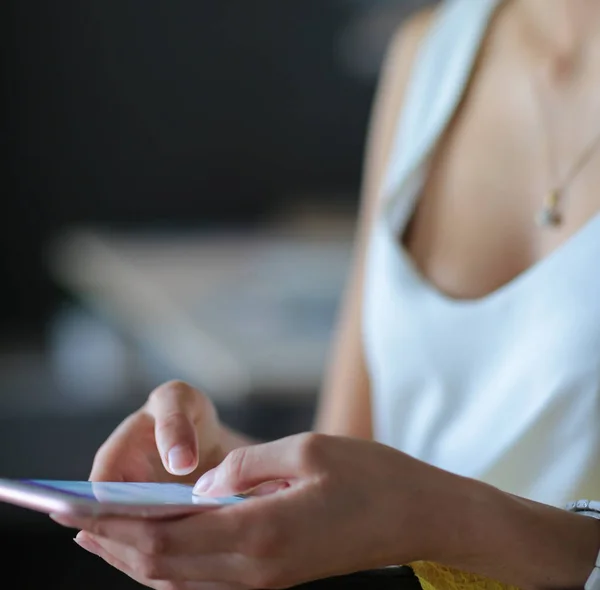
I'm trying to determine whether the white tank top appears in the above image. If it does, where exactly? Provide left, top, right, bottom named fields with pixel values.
left=363, top=0, right=600, bottom=507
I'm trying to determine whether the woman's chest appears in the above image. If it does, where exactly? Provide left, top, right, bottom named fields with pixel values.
left=401, top=58, right=600, bottom=302
left=365, top=222, right=600, bottom=484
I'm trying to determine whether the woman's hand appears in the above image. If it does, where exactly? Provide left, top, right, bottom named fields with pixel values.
left=89, top=381, right=228, bottom=485
left=55, top=433, right=464, bottom=589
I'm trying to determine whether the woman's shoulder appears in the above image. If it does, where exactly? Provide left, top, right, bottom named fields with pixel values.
left=367, top=6, right=439, bottom=183
left=383, top=5, right=438, bottom=75
left=398, top=5, right=438, bottom=42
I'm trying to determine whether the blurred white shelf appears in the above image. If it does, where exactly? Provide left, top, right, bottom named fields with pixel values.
left=48, top=225, right=354, bottom=401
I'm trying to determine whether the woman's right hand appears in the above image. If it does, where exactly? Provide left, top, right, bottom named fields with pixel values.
left=89, top=381, right=227, bottom=485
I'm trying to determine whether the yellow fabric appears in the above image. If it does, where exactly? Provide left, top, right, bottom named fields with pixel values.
left=409, top=562, right=521, bottom=590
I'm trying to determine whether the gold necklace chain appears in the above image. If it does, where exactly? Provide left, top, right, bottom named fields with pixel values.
left=531, top=73, right=600, bottom=227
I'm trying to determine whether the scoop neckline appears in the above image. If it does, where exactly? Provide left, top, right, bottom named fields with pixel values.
left=379, top=0, right=600, bottom=308
left=384, top=208, right=600, bottom=308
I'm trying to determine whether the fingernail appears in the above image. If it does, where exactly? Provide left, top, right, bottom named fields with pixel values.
left=193, top=469, right=216, bottom=495
left=168, top=445, right=195, bottom=475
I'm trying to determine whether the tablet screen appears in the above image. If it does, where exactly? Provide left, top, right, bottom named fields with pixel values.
left=20, top=480, right=244, bottom=506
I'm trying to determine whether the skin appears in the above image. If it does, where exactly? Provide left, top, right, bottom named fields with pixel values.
left=88, top=380, right=251, bottom=484
left=53, top=0, right=600, bottom=588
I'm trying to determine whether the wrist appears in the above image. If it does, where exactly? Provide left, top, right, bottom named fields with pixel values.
left=426, top=477, right=600, bottom=590
left=411, top=470, right=493, bottom=566
left=386, top=458, right=481, bottom=566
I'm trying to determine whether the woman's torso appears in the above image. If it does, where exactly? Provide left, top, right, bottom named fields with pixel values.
left=363, top=0, right=600, bottom=506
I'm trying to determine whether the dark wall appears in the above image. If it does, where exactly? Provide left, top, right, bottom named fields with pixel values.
left=1, top=1, right=378, bottom=333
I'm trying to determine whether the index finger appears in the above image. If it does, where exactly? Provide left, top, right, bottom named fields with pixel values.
left=146, top=381, right=202, bottom=476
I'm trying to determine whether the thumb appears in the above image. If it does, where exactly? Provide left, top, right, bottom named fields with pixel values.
left=193, top=435, right=306, bottom=496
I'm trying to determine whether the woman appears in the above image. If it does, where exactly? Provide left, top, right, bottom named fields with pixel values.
left=51, top=0, right=600, bottom=588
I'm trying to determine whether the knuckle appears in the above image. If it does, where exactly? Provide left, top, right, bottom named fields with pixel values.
left=86, top=520, right=106, bottom=537
left=224, top=447, right=247, bottom=482
left=139, top=523, right=170, bottom=556
left=148, top=380, right=193, bottom=405
left=296, top=432, right=328, bottom=470
left=132, top=554, right=168, bottom=581
left=156, top=410, right=188, bottom=432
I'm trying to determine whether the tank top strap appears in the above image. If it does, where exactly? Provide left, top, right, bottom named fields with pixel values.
left=381, top=0, right=503, bottom=232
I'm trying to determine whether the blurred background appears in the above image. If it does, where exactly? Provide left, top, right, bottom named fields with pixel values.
left=1, top=0, right=433, bottom=587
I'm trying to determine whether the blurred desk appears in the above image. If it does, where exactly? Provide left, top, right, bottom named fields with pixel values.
left=48, top=222, right=353, bottom=402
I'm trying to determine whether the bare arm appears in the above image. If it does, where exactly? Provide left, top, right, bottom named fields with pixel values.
left=316, top=12, right=600, bottom=588
left=314, top=8, right=436, bottom=438
left=431, top=477, right=600, bottom=590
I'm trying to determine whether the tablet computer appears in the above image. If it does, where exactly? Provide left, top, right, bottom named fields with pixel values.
left=0, top=479, right=245, bottom=518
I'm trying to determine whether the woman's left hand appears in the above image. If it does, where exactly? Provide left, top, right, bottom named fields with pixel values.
left=52, top=433, right=462, bottom=589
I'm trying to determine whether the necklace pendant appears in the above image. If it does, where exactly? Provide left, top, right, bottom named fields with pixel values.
left=535, top=190, right=562, bottom=227
left=535, top=206, right=562, bottom=227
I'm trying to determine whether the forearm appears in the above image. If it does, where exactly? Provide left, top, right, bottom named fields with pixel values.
left=433, top=476, right=600, bottom=590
